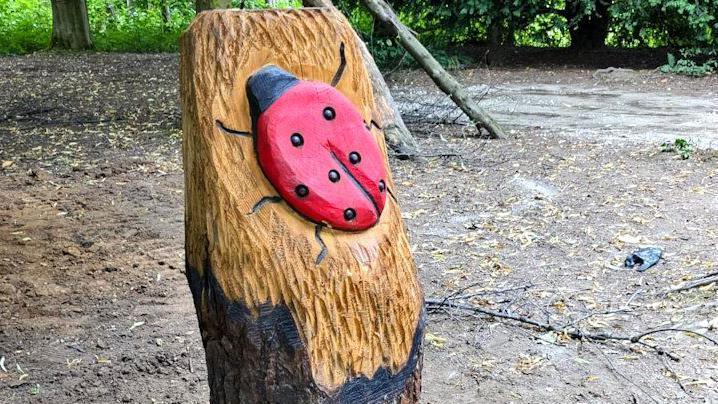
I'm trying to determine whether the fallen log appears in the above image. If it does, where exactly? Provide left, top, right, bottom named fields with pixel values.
left=180, top=8, right=424, bottom=403
left=361, top=0, right=506, bottom=139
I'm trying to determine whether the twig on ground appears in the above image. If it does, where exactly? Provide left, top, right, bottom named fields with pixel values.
left=564, top=308, right=631, bottom=329
left=594, top=346, right=660, bottom=404
left=442, top=283, right=535, bottom=302
left=660, top=354, right=689, bottom=395
left=414, top=153, right=463, bottom=158
left=425, top=299, right=718, bottom=359
left=667, top=275, right=718, bottom=294
left=630, top=328, right=718, bottom=345
left=564, top=289, right=640, bottom=329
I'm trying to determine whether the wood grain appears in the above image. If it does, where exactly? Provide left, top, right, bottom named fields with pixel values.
left=180, top=8, right=424, bottom=399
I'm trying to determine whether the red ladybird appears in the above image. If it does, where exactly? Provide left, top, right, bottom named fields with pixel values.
left=216, top=44, right=390, bottom=263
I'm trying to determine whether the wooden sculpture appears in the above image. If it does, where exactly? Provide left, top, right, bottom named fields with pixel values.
left=180, top=8, right=424, bottom=403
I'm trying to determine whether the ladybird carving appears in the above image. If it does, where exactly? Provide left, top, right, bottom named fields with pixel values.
left=215, top=43, right=391, bottom=264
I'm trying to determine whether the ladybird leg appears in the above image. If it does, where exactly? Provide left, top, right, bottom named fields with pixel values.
left=363, top=119, right=383, bottom=131
left=314, top=224, right=328, bottom=265
left=330, top=42, right=346, bottom=88
left=386, top=186, right=398, bottom=204
left=216, top=119, right=252, bottom=137
left=249, top=196, right=283, bottom=215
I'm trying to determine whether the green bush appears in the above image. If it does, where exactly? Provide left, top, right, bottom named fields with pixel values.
left=89, top=0, right=195, bottom=52
left=0, top=0, right=303, bottom=54
left=661, top=138, right=694, bottom=159
left=0, top=0, right=716, bottom=75
left=0, top=0, right=52, bottom=55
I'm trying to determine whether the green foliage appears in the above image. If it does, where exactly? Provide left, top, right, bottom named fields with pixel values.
left=0, top=0, right=52, bottom=55
left=29, top=384, right=41, bottom=396
left=387, top=0, right=566, bottom=47
left=89, top=0, right=195, bottom=52
left=514, top=13, right=570, bottom=48
left=661, top=138, right=694, bottom=159
left=0, top=0, right=717, bottom=74
left=368, top=38, right=470, bottom=70
left=231, top=0, right=301, bottom=8
left=0, top=0, right=302, bottom=54
left=661, top=49, right=716, bottom=76
left=609, top=0, right=717, bottom=48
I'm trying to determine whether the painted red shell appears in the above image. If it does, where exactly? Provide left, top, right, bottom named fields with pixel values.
left=249, top=66, right=387, bottom=231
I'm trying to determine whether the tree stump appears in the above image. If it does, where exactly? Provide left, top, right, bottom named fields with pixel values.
left=180, top=9, right=424, bottom=403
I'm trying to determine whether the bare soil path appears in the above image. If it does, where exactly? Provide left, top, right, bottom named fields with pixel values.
left=395, top=67, right=718, bottom=148
left=0, top=54, right=716, bottom=403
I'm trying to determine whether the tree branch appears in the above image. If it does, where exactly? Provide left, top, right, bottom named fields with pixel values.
left=667, top=274, right=718, bottom=294
left=303, top=0, right=420, bottom=156
left=361, top=0, right=506, bottom=139
left=425, top=299, right=718, bottom=360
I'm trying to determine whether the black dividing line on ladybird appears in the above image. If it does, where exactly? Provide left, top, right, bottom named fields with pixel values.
left=216, top=119, right=252, bottom=137
left=250, top=196, right=282, bottom=214
left=314, top=225, right=328, bottom=265
left=330, top=42, right=346, bottom=88
left=329, top=151, right=380, bottom=217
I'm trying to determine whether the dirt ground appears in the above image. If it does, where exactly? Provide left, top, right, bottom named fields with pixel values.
left=1, top=53, right=717, bottom=403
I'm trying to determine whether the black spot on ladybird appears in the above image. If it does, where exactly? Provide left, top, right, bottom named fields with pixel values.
left=344, top=208, right=356, bottom=221
left=323, top=107, right=336, bottom=121
left=328, top=170, right=340, bottom=183
left=379, top=180, right=386, bottom=192
left=295, top=184, right=309, bottom=198
left=349, top=152, right=361, bottom=165
left=290, top=133, right=304, bottom=147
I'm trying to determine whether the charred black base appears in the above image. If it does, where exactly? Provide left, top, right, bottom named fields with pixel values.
left=186, top=256, right=425, bottom=404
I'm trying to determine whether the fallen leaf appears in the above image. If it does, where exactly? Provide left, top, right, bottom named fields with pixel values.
left=425, top=333, right=447, bottom=348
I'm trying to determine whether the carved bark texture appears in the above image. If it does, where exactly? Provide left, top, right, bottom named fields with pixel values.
left=50, top=0, right=92, bottom=50
left=361, top=0, right=506, bottom=139
left=181, top=9, right=424, bottom=403
left=303, top=0, right=419, bottom=156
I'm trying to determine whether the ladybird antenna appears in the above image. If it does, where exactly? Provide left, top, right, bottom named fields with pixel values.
left=330, top=42, right=346, bottom=87
left=216, top=120, right=252, bottom=137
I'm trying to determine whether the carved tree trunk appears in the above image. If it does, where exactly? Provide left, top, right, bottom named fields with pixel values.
left=181, top=8, right=424, bottom=403
left=195, top=0, right=230, bottom=13
left=303, top=0, right=419, bottom=157
left=50, top=0, right=92, bottom=50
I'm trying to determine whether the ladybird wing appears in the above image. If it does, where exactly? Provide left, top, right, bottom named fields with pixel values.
left=316, top=86, right=388, bottom=219
left=255, top=82, right=384, bottom=231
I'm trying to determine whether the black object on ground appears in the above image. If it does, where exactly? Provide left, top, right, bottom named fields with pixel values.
left=625, top=247, right=663, bottom=272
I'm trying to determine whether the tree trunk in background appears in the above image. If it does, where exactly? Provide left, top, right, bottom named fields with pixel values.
left=195, top=0, right=231, bottom=13
left=567, top=0, right=610, bottom=48
left=303, top=0, right=419, bottom=157
left=161, top=0, right=171, bottom=29
left=181, top=9, right=424, bottom=403
left=50, top=0, right=92, bottom=50
left=488, top=23, right=502, bottom=47
left=362, top=0, right=506, bottom=139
